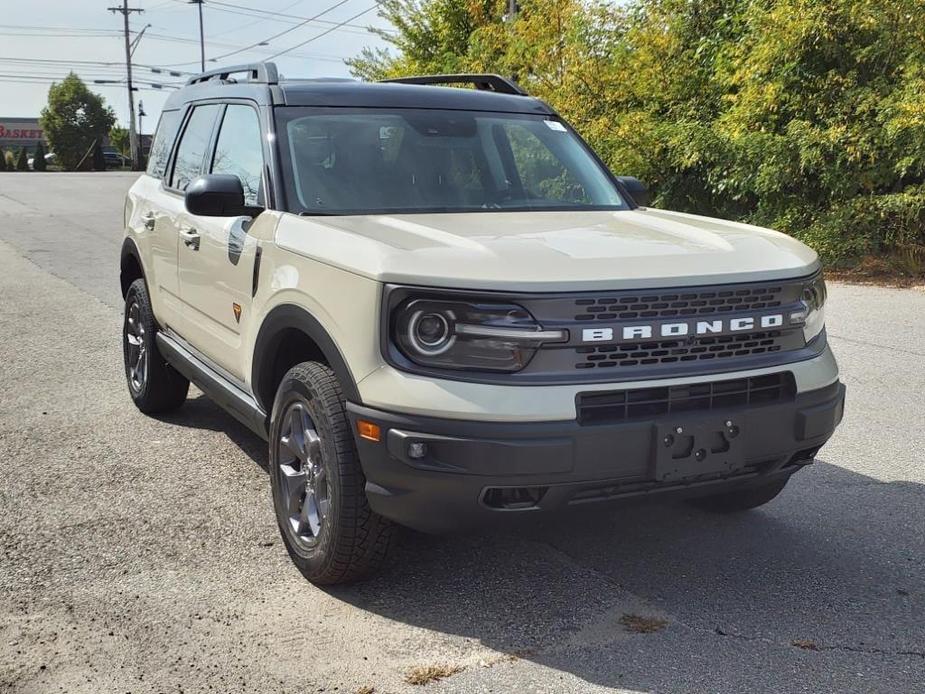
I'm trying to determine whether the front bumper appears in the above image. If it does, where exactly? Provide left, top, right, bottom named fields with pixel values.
left=347, top=380, right=845, bottom=533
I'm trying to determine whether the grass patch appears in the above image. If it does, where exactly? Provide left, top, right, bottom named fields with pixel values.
left=828, top=252, right=925, bottom=287
left=404, top=664, right=464, bottom=685
left=619, top=614, right=668, bottom=634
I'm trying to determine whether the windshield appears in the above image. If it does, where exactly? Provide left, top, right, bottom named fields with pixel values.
left=275, top=107, right=628, bottom=215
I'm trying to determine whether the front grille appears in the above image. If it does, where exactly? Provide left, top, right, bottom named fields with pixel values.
left=573, top=285, right=785, bottom=321
left=574, top=330, right=791, bottom=370
left=576, top=373, right=795, bottom=425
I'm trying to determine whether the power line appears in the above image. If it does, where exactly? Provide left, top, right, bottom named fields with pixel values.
left=145, top=0, right=180, bottom=10
left=0, top=31, right=121, bottom=38
left=132, top=31, right=348, bottom=67
left=204, top=0, right=353, bottom=63
left=0, top=23, right=123, bottom=32
left=204, top=0, right=308, bottom=38
left=0, top=75, right=178, bottom=91
left=190, top=1, right=384, bottom=37
left=204, top=0, right=392, bottom=33
left=266, top=4, right=379, bottom=59
left=0, top=66, right=183, bottom=85
left=0, top=56, right=193, bottom=76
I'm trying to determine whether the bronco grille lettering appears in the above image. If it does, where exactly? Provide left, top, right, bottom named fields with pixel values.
left=582, top=313, right=787, bottom=343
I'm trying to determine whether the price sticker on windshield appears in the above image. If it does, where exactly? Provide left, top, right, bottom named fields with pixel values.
left=544, top=120, right=567, bottom=132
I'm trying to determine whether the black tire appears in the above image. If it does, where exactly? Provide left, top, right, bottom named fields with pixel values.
left=122, top=278, right=189, bottom=413
left=688, top=477, right=790, bottom=513
left=269, top=361, right=395, bottom=585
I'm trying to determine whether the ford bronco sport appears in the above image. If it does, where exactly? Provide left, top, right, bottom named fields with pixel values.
left=121, top=63, right=845, bottom=585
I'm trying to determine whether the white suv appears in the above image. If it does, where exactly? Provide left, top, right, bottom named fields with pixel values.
left=121, top=64, right=845, bottom=584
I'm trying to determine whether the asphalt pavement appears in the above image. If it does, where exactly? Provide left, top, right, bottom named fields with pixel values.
left=0, top=173, right=923, bottom=693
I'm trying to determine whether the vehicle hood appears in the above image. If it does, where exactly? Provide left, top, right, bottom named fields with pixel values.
left=276, top=208, right=819, bottom=292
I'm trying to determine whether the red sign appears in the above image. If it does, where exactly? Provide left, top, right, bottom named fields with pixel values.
left=0, top=123, right=44, bottom=139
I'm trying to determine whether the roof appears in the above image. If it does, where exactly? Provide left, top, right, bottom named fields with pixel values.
left=163, top=70, right=554, bottom=116
left=276, top=81, right=553, bottom=114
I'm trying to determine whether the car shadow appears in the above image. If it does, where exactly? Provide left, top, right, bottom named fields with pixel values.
left=154, top=392, right=270, bottom=471
left=166, top=394, right=924, bottom=692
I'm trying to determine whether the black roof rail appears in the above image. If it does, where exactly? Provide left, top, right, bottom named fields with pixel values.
left=380, top=73, right=528, bottom=96
left=186, top=62, right=279, bottom=86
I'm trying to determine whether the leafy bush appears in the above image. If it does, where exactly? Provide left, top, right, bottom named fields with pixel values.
left=32, top=142, right=47, bottom=171
left=351, top=0, right=925, bottom=267
left=15, top=147, right=28, bottom=171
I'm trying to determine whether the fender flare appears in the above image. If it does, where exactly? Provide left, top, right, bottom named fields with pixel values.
left=119, top=236, right=146, bottom=297
left=252, top=304, right=362, bottom=409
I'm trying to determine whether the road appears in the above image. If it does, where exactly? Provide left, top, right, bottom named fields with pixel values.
left=0, top=172, right=923, bottom=694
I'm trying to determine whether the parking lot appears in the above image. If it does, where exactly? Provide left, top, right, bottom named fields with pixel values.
left=0, top=172, right=923, bottom=693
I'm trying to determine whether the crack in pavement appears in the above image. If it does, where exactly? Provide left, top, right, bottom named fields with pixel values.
left=538, top=538, right=925, bottom=661
left=715, top=627, right=925, bottom=659
left=827, top=332, right=925, bottom=358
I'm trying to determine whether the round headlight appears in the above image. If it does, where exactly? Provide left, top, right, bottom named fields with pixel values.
left=407, top=310, right=455, bottom=355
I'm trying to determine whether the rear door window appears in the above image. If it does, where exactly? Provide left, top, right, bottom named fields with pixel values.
left=170, top=104, right=221, bottom=191
left=145, top=109, right=181, bottom=179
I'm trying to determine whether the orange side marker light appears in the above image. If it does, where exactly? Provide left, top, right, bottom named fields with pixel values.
left=357, top=420, right=381, bottom=442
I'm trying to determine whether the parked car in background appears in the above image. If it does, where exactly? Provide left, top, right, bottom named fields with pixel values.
left=27, top=152, right=56, bottom=170
left=102, top=146, right=128, bottom=169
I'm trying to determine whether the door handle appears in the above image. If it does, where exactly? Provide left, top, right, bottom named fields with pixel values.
left=141, top=212, right=156, bottom=231
left=179, top=226, right=201, bottom=250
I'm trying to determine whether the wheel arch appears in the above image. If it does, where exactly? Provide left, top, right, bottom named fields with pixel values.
left=252, top=304, right=361, bottom=413
left=120, top=236, right=146, bottom=298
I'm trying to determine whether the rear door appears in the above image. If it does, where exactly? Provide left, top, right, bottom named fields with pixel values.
left=133, top=108, right=183, bottom=325
left=176, top=102, right=266, bottom=378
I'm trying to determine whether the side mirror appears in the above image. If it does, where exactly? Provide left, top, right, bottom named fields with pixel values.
left=616, top=175, right=651, bottom=208
left=185, top=174, right=261, bottom=217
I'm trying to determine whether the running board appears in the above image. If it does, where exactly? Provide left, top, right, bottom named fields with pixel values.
left=156, top=332, right=269, bottom=440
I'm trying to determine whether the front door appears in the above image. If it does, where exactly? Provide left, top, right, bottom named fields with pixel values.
left=176, top=103, right=266, bottom=379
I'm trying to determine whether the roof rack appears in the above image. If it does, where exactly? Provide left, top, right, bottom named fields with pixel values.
left=380, top=73, right=528, bottom=96
left=186, top=62, right=279, bottom=86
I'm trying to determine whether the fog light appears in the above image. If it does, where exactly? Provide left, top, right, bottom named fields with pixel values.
left=407, top=441, right=428, bottom=459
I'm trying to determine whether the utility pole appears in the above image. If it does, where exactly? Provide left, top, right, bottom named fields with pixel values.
left=137, top=100, right=146, bottom=163
left=109, top=1, right=144, bottom=170
left=190, top=0, right=205, bottom=72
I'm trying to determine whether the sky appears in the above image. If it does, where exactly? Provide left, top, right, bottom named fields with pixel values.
left=1, top=0, right=394, bottom=132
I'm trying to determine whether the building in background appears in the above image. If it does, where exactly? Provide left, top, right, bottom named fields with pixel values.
left=0, top=118, right=45, bottom=152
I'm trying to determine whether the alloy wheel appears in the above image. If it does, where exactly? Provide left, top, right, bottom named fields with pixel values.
left=125, top=300, right=147, bottom=393
left=276, top=401, right=330, bottom=547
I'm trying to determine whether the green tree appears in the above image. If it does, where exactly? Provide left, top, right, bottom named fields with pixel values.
left=32, top=141, right=47, bottom=171
left=350, top=0, right=925, bottom=268
left=0, top=150, right=6, bottom=171
left=15, top=147, right=28, bottom=171
left=39, top=73, right=116, bottom=171
left=109, top=124, right=129, bottom=158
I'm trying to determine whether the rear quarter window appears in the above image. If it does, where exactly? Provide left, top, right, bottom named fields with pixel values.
left=145, top=110, right=181, bottom=179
